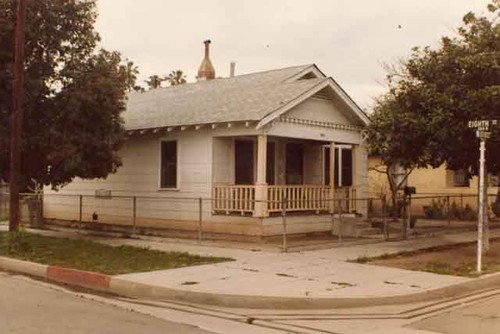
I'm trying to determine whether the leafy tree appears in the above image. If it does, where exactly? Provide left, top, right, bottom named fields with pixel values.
left=367, top=1, right=500, bottom=206
left=166, top=70, right=186, bottom=86
left=144, top=74, right=165, bottom=89
left=0, top=0, right=138, bottom=190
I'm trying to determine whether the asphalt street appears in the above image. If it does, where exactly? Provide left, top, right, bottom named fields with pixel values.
left=2, top=268, right=500, bottom=334
left=0, top=271, right=213, bottom=334
left=409, top=294, right=500, bottom=334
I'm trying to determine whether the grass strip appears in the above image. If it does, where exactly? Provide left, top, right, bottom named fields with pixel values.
left=0, top=232, right=232, bottom=275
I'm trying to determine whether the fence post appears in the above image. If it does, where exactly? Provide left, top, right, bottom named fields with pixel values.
left=382, top=196, right=388, bottom=240
left=282, top=197, right=287, bottom=253
left=408, top=194, right=412, bottom=233
left=132, top=196, right=137, bottom=235
left=446, top=195, right=451, bottom=227
left=330, top=197, right=336, bottom=236
left=198, top=197, right=203, bottom=245
left=78, top=195, right=83, bottom=231
left=338, top=199, right=343, bottom=244
left=402, top=195, right=408, bottom=240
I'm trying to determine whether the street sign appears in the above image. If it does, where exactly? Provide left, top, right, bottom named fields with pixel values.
left=467, top=119, right=499, bottom=272
left=468, top=119, right=499, bottom=132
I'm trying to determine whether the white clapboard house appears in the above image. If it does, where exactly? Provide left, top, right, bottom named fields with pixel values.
left=44, top=41, right=369, bottom=237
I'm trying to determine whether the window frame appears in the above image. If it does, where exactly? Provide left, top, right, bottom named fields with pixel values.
left=452, top=169, right=470, bottom=187
left=158, top=140, right=179, bottom=190
left=323, top=144, right=353, bottom=187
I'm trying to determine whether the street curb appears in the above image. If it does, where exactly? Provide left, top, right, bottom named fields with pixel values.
left=0, top=257, right=47, bottom=278
left=47, top=266, right=111, bottom=291
left=1, top=255, right=500, bottom=309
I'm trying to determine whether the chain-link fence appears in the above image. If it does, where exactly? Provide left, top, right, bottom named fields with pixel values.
left=0, top=191, right=43, bottom=226
left=2, top=191, right=499, bottom=251
left=367, top=193, right=500, bottom=240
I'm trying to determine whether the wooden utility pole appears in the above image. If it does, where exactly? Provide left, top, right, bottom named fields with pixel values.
left=9, top=0, right=27, bottom=232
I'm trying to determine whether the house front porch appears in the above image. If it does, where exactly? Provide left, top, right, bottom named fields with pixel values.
left=212, top=134, right=361, bottom=218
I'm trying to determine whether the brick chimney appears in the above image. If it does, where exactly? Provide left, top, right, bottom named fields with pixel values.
left=197, top=40, right=215, bottom=80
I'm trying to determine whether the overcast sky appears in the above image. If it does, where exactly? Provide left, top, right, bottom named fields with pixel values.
left=95, top=0, right=491, bottom=110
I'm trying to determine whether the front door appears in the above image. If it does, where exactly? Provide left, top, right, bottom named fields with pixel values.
left=235, top=140, right=254, bottom=184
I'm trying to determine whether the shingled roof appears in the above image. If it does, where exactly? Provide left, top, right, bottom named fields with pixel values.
left=123, top=64, right=367, bottom=131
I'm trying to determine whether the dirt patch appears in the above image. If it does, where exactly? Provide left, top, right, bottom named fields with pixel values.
left=366, top=239, right=500, bottom=277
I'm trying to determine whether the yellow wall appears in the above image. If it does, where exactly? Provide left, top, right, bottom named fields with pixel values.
left=368, top=156, right=498, bottom=216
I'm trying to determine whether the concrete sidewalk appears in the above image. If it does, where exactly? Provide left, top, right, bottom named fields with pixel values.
left=1, top=224, right=500, bottom=308
left=113, top=232, right=485, bottom=300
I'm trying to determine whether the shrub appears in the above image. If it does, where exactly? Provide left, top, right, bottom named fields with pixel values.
left=423, top=199, right=447, bottom=219
left=423, top=198, right=477, bottom=221
left=449, top=202, right=477, bottom=221
left=492, top=196, right=500, bottom=218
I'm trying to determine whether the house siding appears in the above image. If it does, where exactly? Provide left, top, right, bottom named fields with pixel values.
left=287, top=97, right=352, bottom=125
left=44, top=130, right=214, bottom=224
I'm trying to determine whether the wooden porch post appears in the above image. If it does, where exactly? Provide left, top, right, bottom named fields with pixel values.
left=254, top=134, right=268, bottom=217
left=351, top=144, right=359, bottom=213
left=329, top=142, right=336, bottom=213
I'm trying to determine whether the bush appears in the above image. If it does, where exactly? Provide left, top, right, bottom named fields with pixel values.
left=423, top=198, right=477, bottom=221
left=423, top=199, right=447, bottom=220
left=492, top=197, right=500, bottom=218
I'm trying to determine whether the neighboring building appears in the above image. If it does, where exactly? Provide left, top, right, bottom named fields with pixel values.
left=44, top=41, right=369, bottom=237
left=368, top=156, right=499, bottom=216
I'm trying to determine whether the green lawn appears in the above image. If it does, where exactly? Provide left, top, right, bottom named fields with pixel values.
left=0, top=232, right=232, bottom=275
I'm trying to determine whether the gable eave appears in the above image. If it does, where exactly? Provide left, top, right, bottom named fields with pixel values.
left=326, top=77, right=369, bottom=126
left=283, top=64, right=326, bottom=83
left=256, top=78, right=369, bottom=130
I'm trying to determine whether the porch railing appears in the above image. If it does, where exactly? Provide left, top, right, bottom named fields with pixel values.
left=268, top=185, right=330, bottom=212
left=212, top=184, right=255, bottom=214
left=213, top=184, right=357, bottom=215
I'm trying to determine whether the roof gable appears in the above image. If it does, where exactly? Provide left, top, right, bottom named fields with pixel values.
left=256, top=78, right=369, bottom=129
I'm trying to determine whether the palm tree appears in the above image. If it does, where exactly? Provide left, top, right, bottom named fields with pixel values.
left=122, top=61, right=139, bottom=92
left=166, top=70, right=187, bottom=86
left=145, top=75, right=165, bottom=89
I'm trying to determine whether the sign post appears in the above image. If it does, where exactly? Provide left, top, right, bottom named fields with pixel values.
left=468, top=119, right=498, bottom=273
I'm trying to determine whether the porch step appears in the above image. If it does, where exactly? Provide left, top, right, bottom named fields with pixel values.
left=342, top=219, right=384, bottom=238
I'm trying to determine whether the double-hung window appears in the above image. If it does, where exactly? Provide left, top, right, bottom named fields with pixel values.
left=160, top=141, right=177, bottom=188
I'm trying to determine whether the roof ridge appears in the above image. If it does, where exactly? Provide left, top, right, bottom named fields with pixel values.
left=129, top=64, right=315, bottom=97
left=225, top=64, right=314, bottom=80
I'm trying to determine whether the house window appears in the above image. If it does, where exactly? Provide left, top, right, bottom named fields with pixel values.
left=266, top=142, right=275, bottom=185
left=160, top=141, right=177, bottom=188
left=341, top=149, right=353, bottom=187
left=323, top=146, right=353, bottom=187
left=286, top=143, right=304, bottom=184
left=453, top=169, right=469, bottom=187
